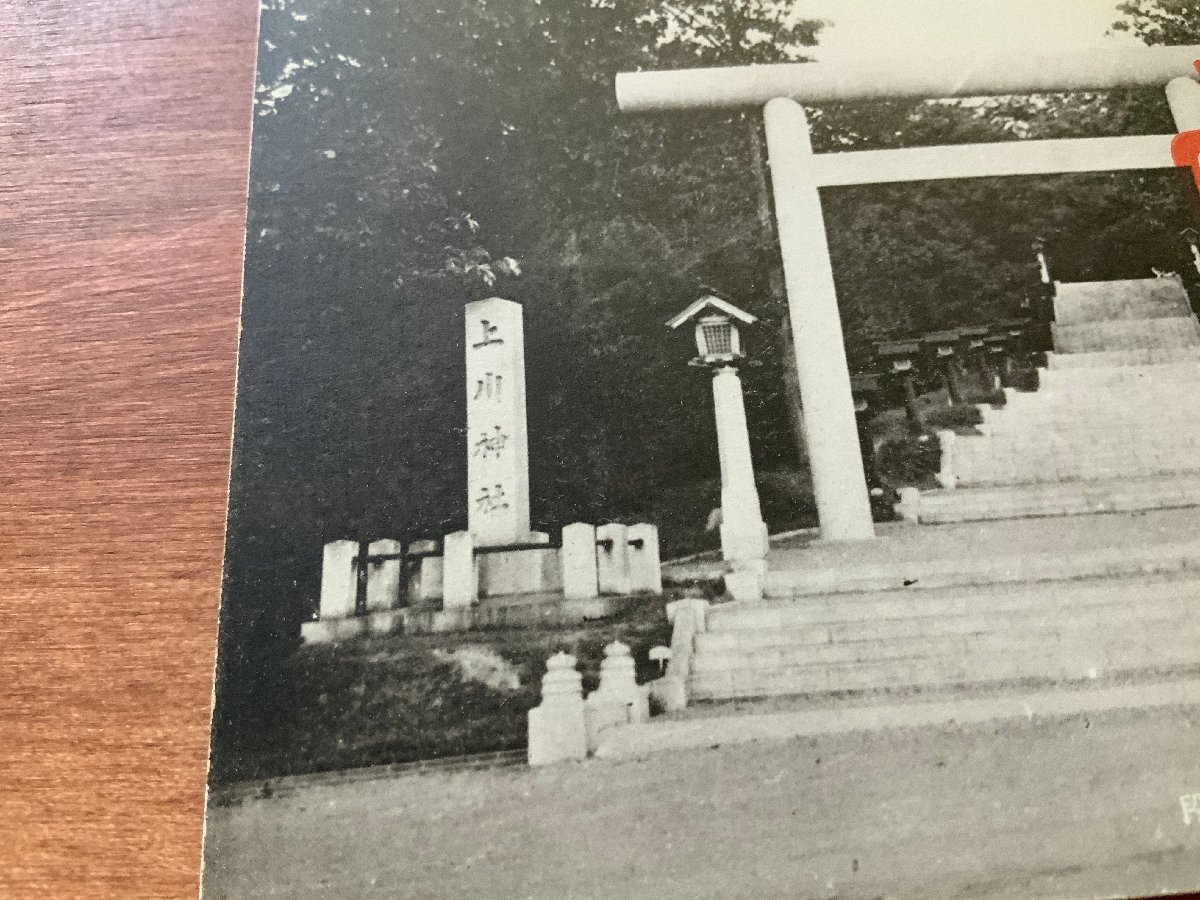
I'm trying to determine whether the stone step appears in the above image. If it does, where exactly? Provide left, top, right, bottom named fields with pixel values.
left=1033, top=361, right=1200, bottom=392
left=762, top=534, right=1200, bottom=599
left=687, top=635, right=1200, bottom=701
left=595, top=677, right=1200, bottom=760
left=692, top=613, right=1200, bottom=678
left=700, top=597, right=1193, bottom=659
left=695, top=632, right=1054, bottom=670
left=983, top=381, right=1200, bottom=404
left=1046, top=347, right=1200, bottom=369
left=950, top=461, right=1200, bottom=490
left=1001, top=382, right=1200, bottom=405
left=1051, top=316, right=1200, bottom=354
left=997, top=392, right=1200, bottom=416
left=701, top=591, right=1196, bottom=656
left=949, top=432, right=1200, bottom=465
left=707, top=571, right=1197, bottom=635
left=949, top=420, right=1200, bottom=452
left=900, top=475, right=1200, bottom=524
left=979, top=408, right=1200, bottom=432
left=1052, top=276, right=1191, bottom=326
left=977, top=402, right=1200, bottom=430
left=954, top=462, right=1200, bottom=489
left=948, top=432, right=1200, bottom=488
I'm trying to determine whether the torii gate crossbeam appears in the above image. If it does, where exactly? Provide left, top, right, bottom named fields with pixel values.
left=616, top=46, right=1200, bottom=111
left=810, top=134, right=1176, bottom=186
left=617, top=46, right=1200, bottom=543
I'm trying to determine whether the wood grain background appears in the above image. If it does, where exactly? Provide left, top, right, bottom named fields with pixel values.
left=1, top=1, right=257, bottom=896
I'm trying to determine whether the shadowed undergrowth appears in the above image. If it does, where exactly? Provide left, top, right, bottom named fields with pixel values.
left=209, top=595, right=674, bottom=785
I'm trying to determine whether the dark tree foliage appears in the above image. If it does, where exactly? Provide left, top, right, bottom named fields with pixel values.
left=211, top=0, right=1200, bottom=768
left=1112, top=0, right=1200, bottom=45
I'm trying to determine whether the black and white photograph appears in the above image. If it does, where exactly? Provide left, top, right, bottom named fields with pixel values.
left=202, top=1, right=1200, bottom=896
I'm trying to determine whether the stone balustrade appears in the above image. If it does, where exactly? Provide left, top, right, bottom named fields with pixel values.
left=303, top=521, right=664, bottom=642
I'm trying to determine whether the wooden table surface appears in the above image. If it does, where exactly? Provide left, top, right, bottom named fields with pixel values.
left=1, top=2, right=257, bottom=896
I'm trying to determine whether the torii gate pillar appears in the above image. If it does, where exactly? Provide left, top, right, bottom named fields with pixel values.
left=764, top=97, right=875, bottom=540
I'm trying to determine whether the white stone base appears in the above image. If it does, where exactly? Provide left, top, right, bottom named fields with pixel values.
left=401, top=595, right=621, bottom=634
left=896, top=486, right=921, bottom=524
left=648, top=676, right=688, bottom=713
left=724, top=568, right=764, bottom=602
left=584, top=699, right=632, bottom=752
left=528, top=702, right=587, bottom=767
left=300, top=609, right=403, bottom=645
left=478, top=545, right=562, bottom=596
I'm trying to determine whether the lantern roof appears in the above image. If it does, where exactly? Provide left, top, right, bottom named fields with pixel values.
left=995, top=317, right=1032, bottom=330
left=850, top=373, right=882, bottom=393
left=875, top=339, right=921, bottom=357
left=922, top=329, right=962, bottom=345
left=665, top=295, right=758, bottom=330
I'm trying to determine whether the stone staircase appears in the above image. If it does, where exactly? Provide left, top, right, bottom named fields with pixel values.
left=672, top=277, right=1200, bottom=708
left=680, top=509, right=1200, bottom=703
left=690, top=572, right=1200, bottom=701
left=902, top=275, right=1200, bottom=524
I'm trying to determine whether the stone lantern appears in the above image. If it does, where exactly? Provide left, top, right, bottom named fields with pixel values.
left=957, top=325, right=993, bottom=388
left=667, top=296, right=768, bottom=600
left=876, top=338, right=925, bottom=430
left=671, top=295, right=755, bottom=366
left=984, top=332, right=1014, bottom=388
left=922, top=329, right=965, bottom=405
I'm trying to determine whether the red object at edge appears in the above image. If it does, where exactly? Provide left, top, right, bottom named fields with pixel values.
left=1172, top=130, right=1200, bottom=192
left=1172, top=60, right=1200, bottom=191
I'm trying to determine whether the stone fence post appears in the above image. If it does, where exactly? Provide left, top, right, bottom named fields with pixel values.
left=596, top=523, right=631, bottom=595
left=936, top=429, right=957, bottom=490
left=365, top=538, right=401, bottom=612
left=442, top=531, right=477, bottom=608
left=407, top=539, right=443, bottom=603
left=627, top=523, right=662, bottom=595
left=649, top=597, right=709, bottom=712
left=319, top=540, right=358, bottom=620
left=584, top=641, right=649, bottom=751
left=560, top=522, right=599, bottom=600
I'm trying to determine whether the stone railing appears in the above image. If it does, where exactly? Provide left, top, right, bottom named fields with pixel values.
left=303, top=523, right=664, bottom=643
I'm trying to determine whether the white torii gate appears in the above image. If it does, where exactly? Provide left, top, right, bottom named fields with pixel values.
left=617, top=45, right=1200, bottom=542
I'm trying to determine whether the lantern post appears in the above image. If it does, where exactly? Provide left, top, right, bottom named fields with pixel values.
left=667, top=296, right=768, bottom=600
left=1182, top=227, right=1200, bottom=277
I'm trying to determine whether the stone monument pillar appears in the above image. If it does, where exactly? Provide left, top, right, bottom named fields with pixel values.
left=465, top=297, right=531, bottom=547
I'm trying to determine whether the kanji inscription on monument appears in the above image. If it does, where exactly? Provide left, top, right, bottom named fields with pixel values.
left=466, top=297, right=531, bottom=546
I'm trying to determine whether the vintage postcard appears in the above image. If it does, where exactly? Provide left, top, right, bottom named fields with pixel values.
left=202, top=1, right=1200, bottom=896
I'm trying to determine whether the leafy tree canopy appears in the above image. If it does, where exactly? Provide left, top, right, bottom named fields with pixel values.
left=1113, top=0, right=1200, bottom=45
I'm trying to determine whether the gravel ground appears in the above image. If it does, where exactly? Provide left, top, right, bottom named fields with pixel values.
left=202, top=704, right=1200, bottom=899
